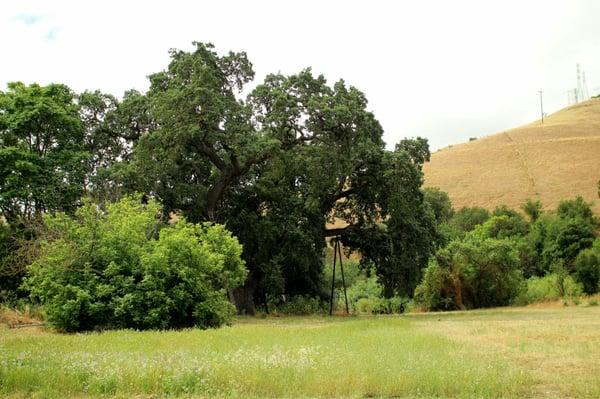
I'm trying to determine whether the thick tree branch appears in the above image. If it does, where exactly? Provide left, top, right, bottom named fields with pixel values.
left=197, top=141, right=228, bottom=172
left=324, top=227, right=349, bottom=237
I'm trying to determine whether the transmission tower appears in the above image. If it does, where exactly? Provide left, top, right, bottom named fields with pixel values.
left=566, top=89, right=576, bottom=105
left=582, top=71, right=589, bottom=100
left=576, top=64, right=583, bottom=102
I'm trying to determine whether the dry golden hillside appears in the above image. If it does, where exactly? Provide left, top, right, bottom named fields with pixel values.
left=424, top=98, right=600, bottom=213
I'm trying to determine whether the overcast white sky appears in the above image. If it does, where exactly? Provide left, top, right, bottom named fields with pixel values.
left=2, top=1, right=599, bottom=150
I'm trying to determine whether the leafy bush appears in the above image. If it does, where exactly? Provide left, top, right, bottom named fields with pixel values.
left=353, top=296, right=407, bottom=315
left=355, top=298, right=377, bottom=314
left=345, top=275, right=383, bottom=308
left=413, top=261, right=452, bottom=310
left=473, top=215, right=528, bottom=239
left=557, top=196, right=598, bottom=227
left=574, top=245, right=600, bottom=295
left=447, top=207, right=490, bottom=238
left=24, top=196, right=246, bottom=331
left=414, top=235, right=524, bottom=310
left=519, top=273, right=583, bottom=304
left=338, top=274, right=406, bottom=314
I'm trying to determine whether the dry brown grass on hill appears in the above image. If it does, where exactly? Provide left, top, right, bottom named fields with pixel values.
left=424, top=99, right=600, bottom=213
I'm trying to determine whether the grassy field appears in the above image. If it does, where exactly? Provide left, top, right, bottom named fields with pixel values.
left=1, top=305, right=599, bottom=398
left=424, top=98, right=600, bottom=214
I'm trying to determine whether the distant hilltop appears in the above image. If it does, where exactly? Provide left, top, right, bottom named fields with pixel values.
left=424, top=98, right=600, bottom=213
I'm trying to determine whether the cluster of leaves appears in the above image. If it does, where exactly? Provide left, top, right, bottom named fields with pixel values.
left=24, top=196, right=246, bottom=331
left=416, top=194, right=599, bottom=310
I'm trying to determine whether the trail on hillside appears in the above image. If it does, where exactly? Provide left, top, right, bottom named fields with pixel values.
left=424, top=99, right=600, bottom=213
left=502, top=131, right=539, bottom=198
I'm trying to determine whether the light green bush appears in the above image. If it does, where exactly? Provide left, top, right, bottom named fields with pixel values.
left=520, top=273, right=583, bottom=304
left=356, top=298, right=376, bottom=314
left=25, top=196, right=246, bottom=332
left=338, top=275, right=406, bottom=314
left=345, top=275, right=383, bottom=309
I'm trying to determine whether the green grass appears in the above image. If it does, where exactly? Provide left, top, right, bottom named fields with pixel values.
left=1, top=315, right=525, bottom=398
left=1, top=305, right=599, bottom=398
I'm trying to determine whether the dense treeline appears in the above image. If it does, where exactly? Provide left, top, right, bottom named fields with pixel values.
left=415, top=193, right=600, bottom=310
left=0, top=42, right=440, bottom=329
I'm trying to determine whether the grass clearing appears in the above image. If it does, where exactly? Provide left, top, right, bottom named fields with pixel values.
left=411, top=305, right=600, bottom=398
left=1, top=314, right=525, bottom=398
left=1, top=305, right=599, bottom=398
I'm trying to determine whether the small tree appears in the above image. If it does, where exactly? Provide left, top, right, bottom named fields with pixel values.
left=574, top=243, right=600, bottom=295
left=557, top=196, right=598, bottom=227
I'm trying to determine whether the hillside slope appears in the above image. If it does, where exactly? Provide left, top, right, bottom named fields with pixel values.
left=424, top=99, right=600, bottom=213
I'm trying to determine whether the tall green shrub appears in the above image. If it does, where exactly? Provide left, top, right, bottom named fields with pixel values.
left=25, top=196, right=246, bottom=331
left=414, top=234, right=524, bottom=310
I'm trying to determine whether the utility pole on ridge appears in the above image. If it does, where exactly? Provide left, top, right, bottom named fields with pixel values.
left=538, top=90, right=544, bottom=124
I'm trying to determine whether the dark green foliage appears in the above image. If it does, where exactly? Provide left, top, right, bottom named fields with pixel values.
left=268, top=296, right=327, bottom=315
left=0, top=223, right=21, bottom=301
left=574, top=241, right=600, bottom=295
left=423, top=187, right=454, bottom=224
left=415, top=209, right=528, bottom=311
left=557, top=196, right=598, bottom=227
left=6, top=42, right=599, bottom=316
left=341, top=139, right=438, bottom=298
left=521, top=199, right=543, bottom=222
left=115, top=42, right=435, bottom=310
left=540, top=217, right=595, bottom=271
left=448, top=206, right=491, bottom=238
left=515, top=206, right=597, bottom=279
left=128, top=42, right=265, bottom=222
left=24, top=196, right=246, bottom=331
left=518, top=228, right=544, bottom=278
